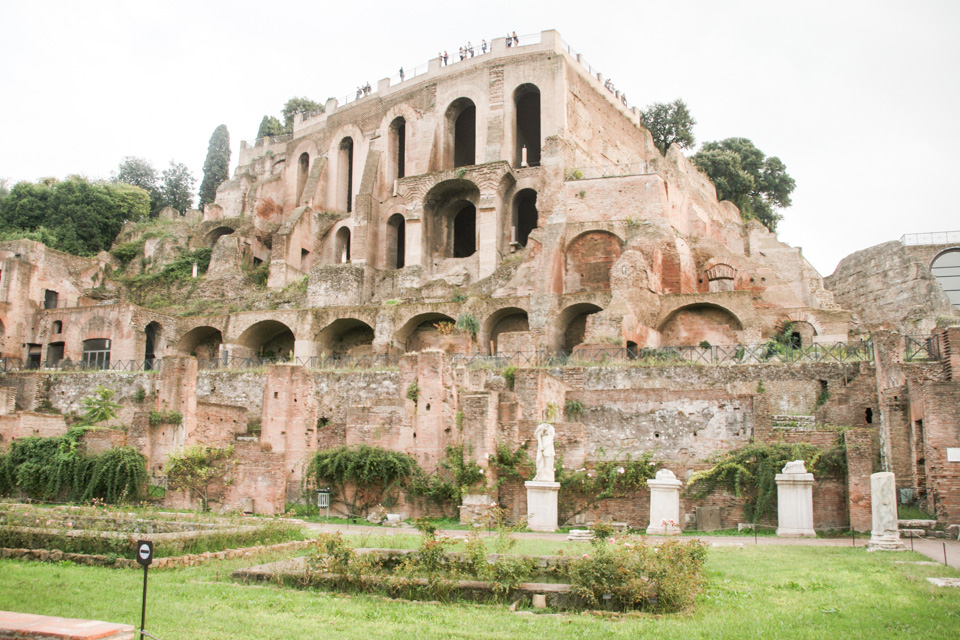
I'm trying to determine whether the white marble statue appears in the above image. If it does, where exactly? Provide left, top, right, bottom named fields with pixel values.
left=533, top=422, right=555, bottom=482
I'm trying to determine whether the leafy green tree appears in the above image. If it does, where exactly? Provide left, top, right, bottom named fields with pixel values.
left=0, top=177, right=147, bottom=255
left=282, top=97, right=321, bottom=132
left=165, top=444, right=235, bottom=511
left=692, top=138, right=795, bottom=232
left=256, top=115, right=285, bottom=138
left=157, top=161, right=196, bottom=213
left=198, top=125, right=231, bottom=210
left=640, top=99, right=697, bottom=155
left=114, top=156, right=162, bottom=217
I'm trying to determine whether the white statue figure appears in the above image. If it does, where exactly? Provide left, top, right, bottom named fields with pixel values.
left=533, top=422, right=556, bottom=482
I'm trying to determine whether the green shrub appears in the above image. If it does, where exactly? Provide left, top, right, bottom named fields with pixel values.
left=501, top=365, right=518, bottom=390
left=568, top=537, right=708, bottom=612
left=148, top=410, right=183, bottom=426
left=406, top=381, right=419, bottom=403
left=110, top=239, right=145, bottom=267
left=565, top=399, right=585, bottom=419
left=455, top=313, right=480, bottom=341
left=307, top=445, right=420, bottom=516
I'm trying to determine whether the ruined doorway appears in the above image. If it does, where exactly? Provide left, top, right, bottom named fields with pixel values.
left=389, top=117, right=406, bottom=180
left=387, top=214, right=406, bottom=269
left=338, top=137, right=354, bottom=212
left=144, top=321, right=161, bottom=369
left=296, top=152, right=310, bottom=206
left=446, top=98, right=476, bottom=168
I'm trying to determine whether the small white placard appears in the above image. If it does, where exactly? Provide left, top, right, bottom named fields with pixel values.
left=947, top=448, right=960, bottom=462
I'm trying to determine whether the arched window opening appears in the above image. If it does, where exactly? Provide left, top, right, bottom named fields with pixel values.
left=453, top=204, right=476, bottom=258
left=338, top=137, right=354, bottom=212
left=446, top=98, right=476, bottom=168
left=335, top=227, right=352, bottom=263
left=237, top=320, right=295, bottom=361
left=513, top=189, right=538, bottom=248
left=296, top=152, right=310, bottom=206
left=175, top=326, right=222, bottom=360
left=389, top=117, right=406, bottom=180
left=930, top=249, right=960, bottom=308
left=514, top=84, right=541, bottom=167
left=387, top=214, right=406, bottom=269
left=52, top=320, right=63, bottom=334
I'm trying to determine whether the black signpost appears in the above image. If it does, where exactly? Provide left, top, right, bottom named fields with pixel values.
left=136, top=539, right=154, bottom=639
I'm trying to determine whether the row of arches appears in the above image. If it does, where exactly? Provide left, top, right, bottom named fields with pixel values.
left=294, top=84, right=543, bottom=216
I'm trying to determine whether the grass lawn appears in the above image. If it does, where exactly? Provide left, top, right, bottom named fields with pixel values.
left=0, top=543, right=958, bottom=639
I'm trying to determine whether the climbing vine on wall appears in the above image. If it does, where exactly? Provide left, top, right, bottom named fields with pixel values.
left=686, top=439, right=847, bottom=522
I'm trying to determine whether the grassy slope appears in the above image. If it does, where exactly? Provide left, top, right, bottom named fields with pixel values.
left=0, top=545, right=958, bottom=639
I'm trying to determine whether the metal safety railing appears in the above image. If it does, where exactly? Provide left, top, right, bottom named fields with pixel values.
left=454, top=340, right=875, bottom=369
left=904, top=334, right=942, bottom=361
left=900, top=231, right=960, bottom=246
left=0, top=358, right=162, bottom=373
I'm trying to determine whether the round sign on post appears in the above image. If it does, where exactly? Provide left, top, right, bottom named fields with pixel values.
left=136, top=539, right=154, bottom=567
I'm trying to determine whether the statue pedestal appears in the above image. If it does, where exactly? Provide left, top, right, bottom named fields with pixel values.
left=525, top=481, right=560, bottom=532
left=775, top=471, right=816, bottom=537
left=646, top=470, right=683, bottom=535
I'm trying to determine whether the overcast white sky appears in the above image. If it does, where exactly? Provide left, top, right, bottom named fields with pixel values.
left=1, top=0, right=957, bottom=276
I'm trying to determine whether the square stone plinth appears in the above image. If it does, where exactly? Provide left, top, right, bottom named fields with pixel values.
left=525, top=481, right=560, bottom=532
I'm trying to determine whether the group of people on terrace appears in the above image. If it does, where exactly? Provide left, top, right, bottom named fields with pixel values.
left=603, top=78, right=628, bottom=106
left=355, top=82, right=372, bottom=100
left=438, top=32, right=520, bottom=66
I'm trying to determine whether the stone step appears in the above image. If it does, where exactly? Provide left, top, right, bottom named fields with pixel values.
left=900, top=528, right=925, bottom=538
left=566, top=529, right=594, bottom=541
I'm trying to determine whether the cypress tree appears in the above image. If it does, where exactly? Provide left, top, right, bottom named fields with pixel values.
left=198, top=124, right=231, bottom=209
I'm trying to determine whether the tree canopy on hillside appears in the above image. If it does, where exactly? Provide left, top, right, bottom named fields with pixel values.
left=691, top=138, right=795, bottom=232
left=0, top=177, right=149, bottom=255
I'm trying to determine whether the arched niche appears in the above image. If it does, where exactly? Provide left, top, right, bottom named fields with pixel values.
left=204, top=226, right=235, bottom=247
left=512, top=189, right=538, bottom=248
left=564, top=231, right=623, bottom=293
left=658, top=304, right=743, bottom=347
left=317, top=318, right=375, bottom=358
left=445, top=98, right=476, bottom=168
left=386, top=213, right=406, bottom=269
left=557, top=303, right=603, bottom=352
left=296, top=152, right=310, bottom=206
left=483, top=307, right=530, bottom=354
left=388, top=117, right=406, bottom=180
left=336, top=137, right=354, bottom=212
left=236, top=320, right=296, bottom=360
left=335, top=226, right=351, bottom=263
left=396, top=313, right=457, bottom=352
left=514, top=84, right=541, bottom=167
left=175, top=326, right=223, bottom=360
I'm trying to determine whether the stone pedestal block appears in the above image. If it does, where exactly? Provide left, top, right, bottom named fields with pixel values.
left=869, top=471, right=906, bottom=550
left=775, top=460, right=816, bottom=537
left=646, top=469, right=683, bottom=535
left=525, top=481, right=560, bottom=532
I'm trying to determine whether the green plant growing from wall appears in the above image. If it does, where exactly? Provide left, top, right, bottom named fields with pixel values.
left=501, top=365, right=518, bottom=390
left=686, top=439, right=847, bottom=522
left=148, top=410, right=183, bottom=426
left=307, top=445, right=420, bottom=517
left=81, top=386, right=121, bottom=424
left=544, top=401, right=559, bottom=421
left=456, top=313, right=480, bottom=342
left=406, top=381, right=419, bottom=403
left=564, top=399, right=585, bottom=420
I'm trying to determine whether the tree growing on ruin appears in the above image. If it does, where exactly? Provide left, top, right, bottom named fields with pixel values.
left=256, top=115, right=285, bottom=139
left=282, top=97, right=322, bottom=133
left=157, top=160, right=196, bottom=214
left=692, top=138, right=795, bottom=232
left=198, top=125, right=231, bottom=210
left=640, top=99, right=697, bottom=156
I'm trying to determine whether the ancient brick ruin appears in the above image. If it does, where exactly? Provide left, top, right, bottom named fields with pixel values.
left=1, top=31, right=959, bottom=529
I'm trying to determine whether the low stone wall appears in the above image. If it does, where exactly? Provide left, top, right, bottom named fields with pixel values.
left=0, top=538, right=314, bottom=569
